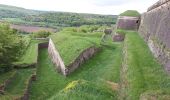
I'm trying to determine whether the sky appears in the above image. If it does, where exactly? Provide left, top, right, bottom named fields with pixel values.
left=0, top=0, right=158, bottom=15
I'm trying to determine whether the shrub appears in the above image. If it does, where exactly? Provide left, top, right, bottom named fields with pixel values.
left=0, top=23, right=24, bottom=71
left=32, top=30, right=51, bottom=38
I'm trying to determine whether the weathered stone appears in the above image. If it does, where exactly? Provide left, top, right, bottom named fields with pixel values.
left=66, top=47, right=100, bottom=75
left=48, top=39, right=67, bottom=75
left=147, top=0, right=170, bottom=11
left=138, top=0, right=170, bottom=73
left=113, top=33, right=125, bottom=42
left=116, top=16, right=140, bottom=30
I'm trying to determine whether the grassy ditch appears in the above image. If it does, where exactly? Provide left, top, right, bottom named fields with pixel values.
left=14, top=39, right=48, bottom=68
left=120, top=30, right=170, bottom=100
left=0, top=68, right=35, bottom=99
left=30, top=39, right=123, bottom=100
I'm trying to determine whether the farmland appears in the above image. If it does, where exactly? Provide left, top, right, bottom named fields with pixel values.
left=10, top=24, right=57, bottom=33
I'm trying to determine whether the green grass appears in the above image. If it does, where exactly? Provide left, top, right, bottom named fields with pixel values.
left=14, top=39, right=47, bottom=67
left=0, top=68, right=35, bottom=99
left=49, top=80, right=115, bottom=100
left=0, top=70, right=16, bottom=85
left=121, top=30, right=170, bottom=100
left=30, top=40, right=123, bottom=100
left=50, top=30, right=102, bottom=66
left=120, top=10, right=140, bottom=17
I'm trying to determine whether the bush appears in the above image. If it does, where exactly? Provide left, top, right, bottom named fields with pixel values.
left=0, top=23, right=24, bottom=71
left=32, top=30, right=51, bottom=38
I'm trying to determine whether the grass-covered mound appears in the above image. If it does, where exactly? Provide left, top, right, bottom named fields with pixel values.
left=119, top=10, right=140, bottom=17
left=118, top=30, right=170, bottom=100
left=14, top=39, right=48, bottom=68
left=49, top=80, right=116, bottom=100
left=0, top=70, right=16, bottom=86
left=50, top=29, right=102, bottom=66
left=0, top=68, right=35, bottom=99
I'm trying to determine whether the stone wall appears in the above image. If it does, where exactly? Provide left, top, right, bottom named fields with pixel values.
left=66, top=47, right=99, bottom=75
left=116, top=16, right=140, bottom=30
left=48, top=39, right=67, bottom=75
left=48, top=38, right=99, bottom=76
left=147, top=0, right=170, bottom=11
left=138, top=0, right=170, bottom=72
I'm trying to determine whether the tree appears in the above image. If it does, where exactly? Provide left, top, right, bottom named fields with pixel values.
left=0, top=23, right=23, bottom=72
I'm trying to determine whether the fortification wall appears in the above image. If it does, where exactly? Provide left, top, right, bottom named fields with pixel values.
left=48, top=38, right=99, bottom=76
left=66, top=47, right=99, bottom=75
left=48, top=39, right=67, bottom=75
left=138, top=0, right=170, bottom=72
left=117, top=16, right=140, bottom=30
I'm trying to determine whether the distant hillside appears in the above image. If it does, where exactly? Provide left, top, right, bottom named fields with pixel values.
left=0, top=4, right=117, bottom=28
left=0, top=4, right=42, bottom=18
left=119, top=10, right=140, bottom=17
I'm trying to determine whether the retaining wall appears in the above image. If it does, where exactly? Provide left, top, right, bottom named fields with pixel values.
left=48, top=39, right=67, bottom=75
left=48, top=38, right=100, bottom=76
left=138, top=0, right=170, bottom=72
left=66, top=47, right=99, bottom=75
left=116, top=16, right=140, bottom=30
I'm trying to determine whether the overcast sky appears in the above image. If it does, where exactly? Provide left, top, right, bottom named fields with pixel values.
left=0, top=0, right=158, bottom=15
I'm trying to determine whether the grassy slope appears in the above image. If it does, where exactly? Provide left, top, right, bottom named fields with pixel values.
left=120, top=10, right=140, bottom=17
left=50, top=31, right=102, bottom=66
left=14, top=39, right=47, bottom=66
left=0, top=70, right=16, bottom=85
left=30, top=40, right=123, bottom=100
left=120, top=30, right=170, bottom=99
left=0, top=69, right=35, bottom=99
left=49, top=80, right=115, bottom=100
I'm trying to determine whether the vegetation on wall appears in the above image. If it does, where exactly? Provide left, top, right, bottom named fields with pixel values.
left=119, top=10, right=140, bottom=17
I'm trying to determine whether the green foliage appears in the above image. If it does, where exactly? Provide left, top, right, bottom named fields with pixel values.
left=78, top=25, right=100, bottom=33
left=32, top=30, right=51, bottom=38
left=0, top=4, right=41, bottom=18
left=0, top=4, right=117, bottom=27
left=0, top=23, right=24, bottom=71
left=120, top=10, right=140, bottom=17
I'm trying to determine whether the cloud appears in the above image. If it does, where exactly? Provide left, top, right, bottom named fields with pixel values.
left=90, top=0, right=132, bottom=6
left=0, top=0, right=159, bottom=15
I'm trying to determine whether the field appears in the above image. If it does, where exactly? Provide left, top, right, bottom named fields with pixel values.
left=10, top=24, right=57, bottom=33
